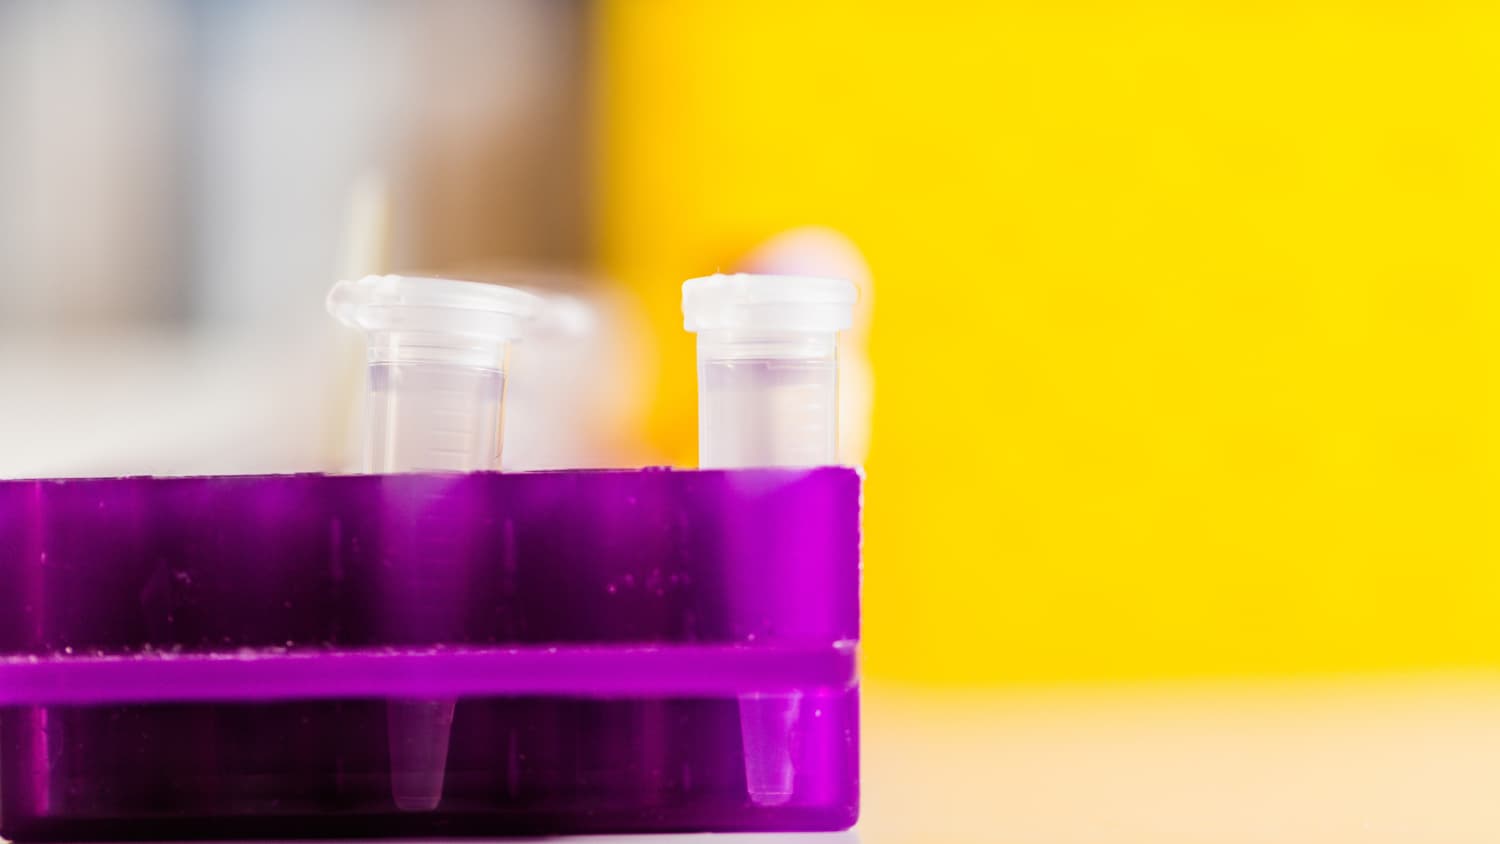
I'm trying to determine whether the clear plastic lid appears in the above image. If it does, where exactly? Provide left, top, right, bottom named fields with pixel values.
left=682, top=273, right=857, bottom=334
left=328, top=274, right=542, bottom=341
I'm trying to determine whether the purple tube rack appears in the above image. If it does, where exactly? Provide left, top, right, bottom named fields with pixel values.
left=0, top=468, right=860, bottom=840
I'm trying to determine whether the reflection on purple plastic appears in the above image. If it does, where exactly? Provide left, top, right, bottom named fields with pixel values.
left=0, top=644, right=858, bottom=704
left=0, top=468, right=860, bottom=840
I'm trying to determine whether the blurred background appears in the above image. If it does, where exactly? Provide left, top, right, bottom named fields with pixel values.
left=6, top=1, right=1500, bottom=840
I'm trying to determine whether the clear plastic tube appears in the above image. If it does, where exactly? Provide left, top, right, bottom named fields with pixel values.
left=684, top=273, right=854, bottom=469
left=683, top=273, right=856, bottom=806
left=328, top=274, right=538, bottom=810
left=329, top=274, right=539, bottom=474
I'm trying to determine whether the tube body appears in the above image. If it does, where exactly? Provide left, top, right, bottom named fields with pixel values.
left=362, top=333, right=508, bottom=473
left=328, top=274, right=536, bottom=811
left=682, top=273, right=856, bottom=807
left=696, top=331, right=837, bottom=469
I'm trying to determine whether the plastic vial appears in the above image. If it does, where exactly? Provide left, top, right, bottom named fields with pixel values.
left=328, top=274, right=538, bottom=811
left=328, top=274, right=540, bottom=474
left=684, top=273, right=856, bottom=469
left=682, top=272, right=857, bottom=806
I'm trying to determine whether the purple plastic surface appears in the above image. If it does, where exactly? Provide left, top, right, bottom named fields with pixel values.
left=0, top=468, right=860, bottom=839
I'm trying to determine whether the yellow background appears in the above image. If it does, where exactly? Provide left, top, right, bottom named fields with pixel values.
left=595, top=1, right=1500, bottom=685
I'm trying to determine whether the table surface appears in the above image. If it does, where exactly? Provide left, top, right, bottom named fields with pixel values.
left=857, top=674, right=1500, bottom=844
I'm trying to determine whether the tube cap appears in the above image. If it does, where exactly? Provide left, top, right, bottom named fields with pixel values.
left=682, top=273, right=856, bottom=333
left=328, top=275, right=541, bottom=341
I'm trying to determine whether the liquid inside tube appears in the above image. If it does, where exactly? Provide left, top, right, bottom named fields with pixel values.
left=367, top=362, right=506, bottom=473
left=699, top=348, right=838, bottom=807
left=369, top=361, right=507, bottom=811
left=698, top=358, right=837, bottom=469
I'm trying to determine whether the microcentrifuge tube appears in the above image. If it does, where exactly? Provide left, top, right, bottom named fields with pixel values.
left=328, top=274, right=539, bottom=810
left=682, top=272, right=857, bottom=805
